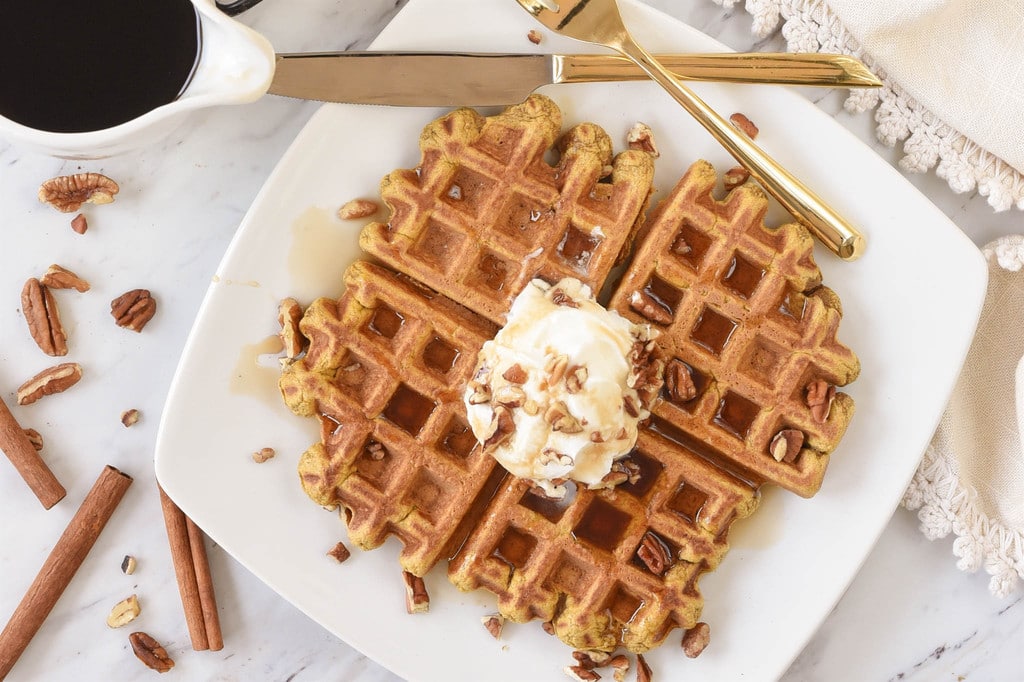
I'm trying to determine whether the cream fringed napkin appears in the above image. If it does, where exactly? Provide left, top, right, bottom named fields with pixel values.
left=903, top=237, right=1024, bottom=597
left=714, top=0, right=1024, bottom=211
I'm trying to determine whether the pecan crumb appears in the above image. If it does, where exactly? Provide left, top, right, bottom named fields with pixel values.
left=70, top=213, right=89, bottom=234
left=40, top=264, right=90, bottom=292
left=128, top=631, right=174, bottom=673
left=17, top=362, right=83, bottom=405
left=337, top=198, right=379, bottom=220
left=121, top=555, right=137, bottom=575
left=327, top=541, right=351, bottom=563
left=626, top=121, right=659, bottom=157
left=252, top=447, right=276, bottom=463
left=481, top=613, right=505, bottom=639
left=39, top=172, right=119, bottom=213
left=120, top=408, right=141, bottom=428
left=729, top=112, right=759, bottom=139
left=805, top=380, right=836, bottom=423
left=681, top=621, right=711, bottom=658
left=527, top=29, right=543, bottom=44
left=402, top=570, right=430, bottom=614
left=23, top=428, right=43, bottom=451
left=769, top=429, right=804, bottom=463
left=111, top=289, right=157, bottom=332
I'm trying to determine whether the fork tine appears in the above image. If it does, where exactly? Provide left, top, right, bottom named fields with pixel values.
left=515, top=0, right=564, bottom=28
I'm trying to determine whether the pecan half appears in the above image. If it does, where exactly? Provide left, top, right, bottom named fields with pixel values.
left=769, top=429, right=804, bottom=463
left=664, top=359, right=697, bottom=402
left=637, top=531, right=672, bottom=575
left=627, top=121, right=660, bottom=157
left=481, top=613, right=505, bottom=639
left=17, top=362, right=83, bottom=405
left=629, top=290, right=673, bottom=325
left=327, top=541, right=351, bottom=563
left=39, top=172, right=119, bottom=213
left=22, top=278, right=68, bottom=356
left=337, top=198, right=379, bottom=220
left=681, top=621, right=711, bottom=658
left=128, top=631, right=174, bottom=673
left=729, top=112, right=759, bottom=139
left=111, top=289, right=157, bottom=332
left=805, top=380, right=837, bottom=423
left=278, top=298, right=306, bottom=359
left=107, top=594, right=141, bottom=628
left=40, top=264, right=90, bottom=292
left=402, top=570, right=429, bottom=614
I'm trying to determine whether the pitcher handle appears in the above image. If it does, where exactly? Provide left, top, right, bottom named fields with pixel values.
left=216, top=0, right=264, bottom=16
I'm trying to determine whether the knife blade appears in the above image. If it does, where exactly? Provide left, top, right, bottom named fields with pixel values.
left=268, top=52, right=880, bottom=107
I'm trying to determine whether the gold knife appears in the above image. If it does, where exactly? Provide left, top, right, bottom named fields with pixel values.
left=268, top=51, right=880, bottom=106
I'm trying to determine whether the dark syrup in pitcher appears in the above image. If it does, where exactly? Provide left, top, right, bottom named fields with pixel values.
left=0, top=0, right=201, bottom=133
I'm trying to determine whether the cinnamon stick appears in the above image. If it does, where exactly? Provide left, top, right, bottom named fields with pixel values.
left=0, top=394, right=66, bottom=508
left=157, top=485, right=208, bottom=651
left=0, top=465, right=132, bottom=678
left=186, top=517, right=223, bottom=651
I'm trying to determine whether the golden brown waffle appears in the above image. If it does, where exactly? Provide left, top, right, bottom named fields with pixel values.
left=359, top=94, right=655, bottom=325
left=279, top=260, right=502, bottom=576
left=608, top=160, right=860, bottom=497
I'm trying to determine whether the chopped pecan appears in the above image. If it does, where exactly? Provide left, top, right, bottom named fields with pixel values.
left=723, top=166, right=750, bottom=190
left=769, top=429, right=804, bottom=463
left=619, top=459, right=642, bottom=485
left=622, top=394, right=641, bottom=419
left=121, top=555, right=137, bottom=575
left=327, top=541, right=351, bottom=563
left=629, top=290, right=673, bottom=325
left=545, top=401, right=582, bottom=434
left=527, top=28, right=542, bottom=44
left=23, top=428, right=43, bottom=451
left=542, top=621, right=556, bottom=635
left=40, top=264, right=90, bottom=292
left=502, top=363, right=528, bottom=384
left=729, top=112, right=759, bottom=139
left=549, top=288, right=580, bottom=308
left=592, top=469, right=629, bottom=490
left=636, top=531, right=672, bottom=575
left=626, top=121, right=660, bottom=157
left=365, top=440, right=387, bottom=461
left=564, top=665, right=601, bottom=681
left=129, top=631, right=174, bottom=673
left=111, top=289, right=157, bottom=332
left=120, top=408, right=140, bottom=428
left=22, top=278, right=68, bottom=356
left=681, top=621, right=711, bottom=658
left=402, top=570, right=429, bottom=614
left=573, top=650, right=611, bottom=670
left=483, top=406, right=516, bottom=448
left=39, top=172, right=119, bottom=213
left=70, top=213, right=89, bottom=234
left=17, top=362, right=82, bottom=405
left=671, top=233, right=692, bottom=255
left=636, top=654, right=652, bottom=682
left=337, top=198, right=379, bottom=220
left=522, top=398, right=539, bottom=416
left=545, top=353, right=570, bottom=385
left=565, top=365, right=589, bottom=394
left=467, top=381, right=491, bottom=405
left=107, top=594, right=141, bottom=628
left=493, top=384, right=527, bottom=408
left=252, top=447, right=276, bottom=463
left=278, top=298, right=306, bottom=359
left=481, top=613, right=505, bottom=639
left=805, top=380, right=837, bottom=423
left=665, top=359, right=697, bottom=402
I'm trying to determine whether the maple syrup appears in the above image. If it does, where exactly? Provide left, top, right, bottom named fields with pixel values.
left=0, top=0, right=201, bottom=132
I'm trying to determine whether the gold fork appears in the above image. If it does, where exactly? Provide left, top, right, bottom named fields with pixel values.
left=514, top=0, right=865, bottom=261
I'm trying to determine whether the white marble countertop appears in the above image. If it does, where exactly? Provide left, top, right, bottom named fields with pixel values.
left=1, top=1, right=1021, bottom=681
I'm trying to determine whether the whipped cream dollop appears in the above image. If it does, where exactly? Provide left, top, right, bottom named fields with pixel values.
left=464, top=278, right=662, bottom=498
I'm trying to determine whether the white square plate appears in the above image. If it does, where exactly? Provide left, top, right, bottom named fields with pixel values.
left=155, top=0, right=987, bottom=679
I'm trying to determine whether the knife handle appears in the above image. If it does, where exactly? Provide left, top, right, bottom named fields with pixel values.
left=555, top=53, right=881, bottom=88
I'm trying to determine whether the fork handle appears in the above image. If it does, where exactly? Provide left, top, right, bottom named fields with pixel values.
left=617, top=40, right=865, bottom=261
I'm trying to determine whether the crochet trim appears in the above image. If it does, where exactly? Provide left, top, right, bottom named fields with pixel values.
left=711, top=0, right=1024, bottom=211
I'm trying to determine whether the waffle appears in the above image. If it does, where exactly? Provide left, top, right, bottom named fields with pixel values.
left=359, top=94, right=655, bottom=324
left=280, top=98, right=858, bottom=656
left=607, top=160, right=859, bottom=498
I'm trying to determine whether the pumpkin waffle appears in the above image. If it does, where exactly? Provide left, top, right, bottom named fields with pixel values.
left=607, top=160, right=860, bottom=498
left=359, top=94, right=655, bottom=325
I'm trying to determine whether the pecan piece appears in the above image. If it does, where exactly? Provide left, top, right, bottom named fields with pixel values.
left=545, top=353, right=570, bottom=385
left=573, top=650, right=611, bottom=670
left=729, top=112, right=759, bottom=139
left=527, top=28, right=542, bottom=44
left=723, top=166, right=750, bottom=190
left=278, top=297, right=306, bottom=359
left=337, top=198, right=379, bottom=220
left=549, top=288, right=580, bottom=308
left=545, top=401, right=582, bottom=434
left=111, top=289, right=157, bottom=332
left=481, top=613, right=505, bottom=639
left=805, top=380, right=837, bottom=423
left=22, top=278, right=68, bottom=356
left=70, top=213, right=89, bottom=234
left=107, top=594, right=141, bottom=628
left=636, top=531, right=672, bottom=575
left=681, top=621, right=711, bottom=658
left=664, top=359, right=697, bottom=402
left=542, top=621, right=556, bottom=635
left=627, top=121, right=660, bottom=157
left=17, top=362, right=83, bottom=405
left=365, top=440, right=387, bottom=461
left=40, top=264, right=90, bottom=292
left=23, top=428, right=43, bottom=451
left=402, top=570, right=429, bottom=614
left=636, top=654, right=652, bottom=682
left=609, top=654, right=630, bottom=682
left=629, top=290, right=673, bottom=325
left=120, top=408, right=141, bottom=428
left=483, top=406, right=516, bottom=448
left=121, top=555, right=137, bottom=575
left=493, top=384, right=527, bottom=408
left=769, top=429, right=804, bottom=463
left=564, top=665, right=601, bottom=682
left=565, top=365, right=589, bottom=394
left=39, top=173, right=119, bottom=213
left=252, top=447, right=276, bottom=463
left=327, top=541, right=351, bottom=563
left=128, top=631, right=174, bottom=673
left=502, top=363, right=528, bottom=385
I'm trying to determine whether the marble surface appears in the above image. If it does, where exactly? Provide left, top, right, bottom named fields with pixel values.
left=0, top=1, right=1021, bottom=680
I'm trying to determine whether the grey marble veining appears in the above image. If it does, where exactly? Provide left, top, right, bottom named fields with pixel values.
left=0, top=1, right=1021, bottom=681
